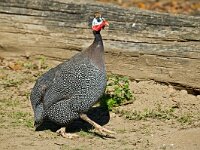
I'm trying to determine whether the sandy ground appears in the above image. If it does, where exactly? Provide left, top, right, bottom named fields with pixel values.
left=0, top=57, right=200, bottom=150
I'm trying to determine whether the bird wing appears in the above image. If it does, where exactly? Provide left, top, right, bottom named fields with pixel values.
left=30, top=65, right=60, bottom=110
left=42, top=55, right=85, bottom=110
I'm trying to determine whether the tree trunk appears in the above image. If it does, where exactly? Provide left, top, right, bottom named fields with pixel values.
left=0, top=0, right=200, bottom=90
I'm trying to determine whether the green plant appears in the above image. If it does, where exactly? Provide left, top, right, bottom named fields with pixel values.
left=100, top=75, right=134, bottom=110
left=3, top=79, right=23, bottom=87
left=177, top=115, right=192, bottom=125
left=79, top=130, right=94, bottom=137
left=37, top=55, right=48, bottom=69
left=114, top=105, right=195, bottom=125
left=6, top=111, right=34, bottom=128
left=124, top=108, right=175, bottom=121
left=23, top=62, right=37, bottom=70
left=23, top=56, right=48, bottom=70
left=25, top=118, right=34, bottom=128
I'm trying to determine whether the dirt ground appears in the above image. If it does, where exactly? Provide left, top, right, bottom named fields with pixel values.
left=0, top=57, right=200, bottom=150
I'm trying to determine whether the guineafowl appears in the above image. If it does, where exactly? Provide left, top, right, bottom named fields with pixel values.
left=30, top=12, right=115, bottom=138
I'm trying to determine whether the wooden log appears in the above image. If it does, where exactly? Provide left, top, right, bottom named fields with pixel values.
left=0, top=0, right=200, bottom=90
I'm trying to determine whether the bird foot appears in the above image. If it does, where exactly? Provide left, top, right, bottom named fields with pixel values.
left=94, top=125, right=116, bottom=137
left=80, top=114, right=116, bottom=137
left=56, top=127, right=78, bottom=139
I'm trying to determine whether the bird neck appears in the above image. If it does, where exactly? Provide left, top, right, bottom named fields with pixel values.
left=93, top=30, right=103, bottom=43
left=83, top=31, right=105, bottom=71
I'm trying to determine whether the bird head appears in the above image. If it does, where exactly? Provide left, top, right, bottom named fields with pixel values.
left=92, top=12, right=109, bottom=32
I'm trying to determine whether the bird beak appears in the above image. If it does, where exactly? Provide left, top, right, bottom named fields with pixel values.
left=105, top=21, right=109, bottom=26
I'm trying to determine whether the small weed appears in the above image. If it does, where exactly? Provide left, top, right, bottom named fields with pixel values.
left=0, top=99, right=20, bottom=108
left=25, top=118, right=34, bottom=128
left=23, top=62, right=38, bottom=70
left=121, top=107, right=176, bottom=121
left=37, top=55, right=48, bottom=69
left=2, top=79, right=23, bottom=87
left=0, top=99, right=21, bottom=116
left=33, top=70, right=47, bottom=78
left=9, top=111, right=28, bottom=119
left=101, top=75, right=134, bottom=110
left=23, top=55, right=49, bottom=70
left=115, top=105, right=195, bottom=125
left=18, top=91, right=31, bottom=99
left=6, top=111, right=34, bottom=128
left=177, top=115, right=192, bottom=125
left=139, top=125, right=152, bottom=135
left=79, top=130, right=90, bottom=136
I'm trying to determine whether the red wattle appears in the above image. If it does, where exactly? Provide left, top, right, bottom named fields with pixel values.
left=92, top=21, right=107, bottom=31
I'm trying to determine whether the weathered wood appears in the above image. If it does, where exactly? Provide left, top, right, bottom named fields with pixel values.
left=0, top=0, right=200, bottom=90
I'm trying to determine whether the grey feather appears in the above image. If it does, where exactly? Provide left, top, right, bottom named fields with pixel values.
left=30, top=31, right=106, bottom=127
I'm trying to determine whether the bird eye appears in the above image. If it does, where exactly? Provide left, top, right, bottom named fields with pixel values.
left=97, top=17, right=101, bottom=22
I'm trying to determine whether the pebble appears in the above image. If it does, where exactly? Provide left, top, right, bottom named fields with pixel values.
left=19, top=119, right=23, bottom=122
left=180, top=90, right=188, bottom=95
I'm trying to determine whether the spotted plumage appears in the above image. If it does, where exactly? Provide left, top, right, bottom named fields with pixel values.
left=30, top=19, right=108, bottom=128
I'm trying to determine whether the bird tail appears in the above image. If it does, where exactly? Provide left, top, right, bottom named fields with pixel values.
left=34, top=103, right=46, bottom=128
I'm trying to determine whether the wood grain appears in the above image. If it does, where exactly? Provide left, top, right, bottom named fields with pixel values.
left=0, top=0, right=200, bottom=89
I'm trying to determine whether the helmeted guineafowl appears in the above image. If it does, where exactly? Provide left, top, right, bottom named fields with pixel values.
left=30, top=12, right=115, bottom=138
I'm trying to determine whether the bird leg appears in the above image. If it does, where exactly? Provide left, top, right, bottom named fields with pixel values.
left=80, top=113, right=116, bottom=137
left=56, top=127, right=78, bottom=139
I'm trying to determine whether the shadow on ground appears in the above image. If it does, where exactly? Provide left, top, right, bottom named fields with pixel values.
left=35, top=106, right=110, bottom=133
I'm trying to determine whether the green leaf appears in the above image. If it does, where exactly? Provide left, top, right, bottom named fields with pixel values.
left=100, top=74, right=134, bottom=111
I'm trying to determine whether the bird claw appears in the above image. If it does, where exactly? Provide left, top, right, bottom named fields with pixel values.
left=94, top=126, right=116, bottom=137
left=56, top=128, right=79, bottom=139
left=80, top=114, right=116, bottom=138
